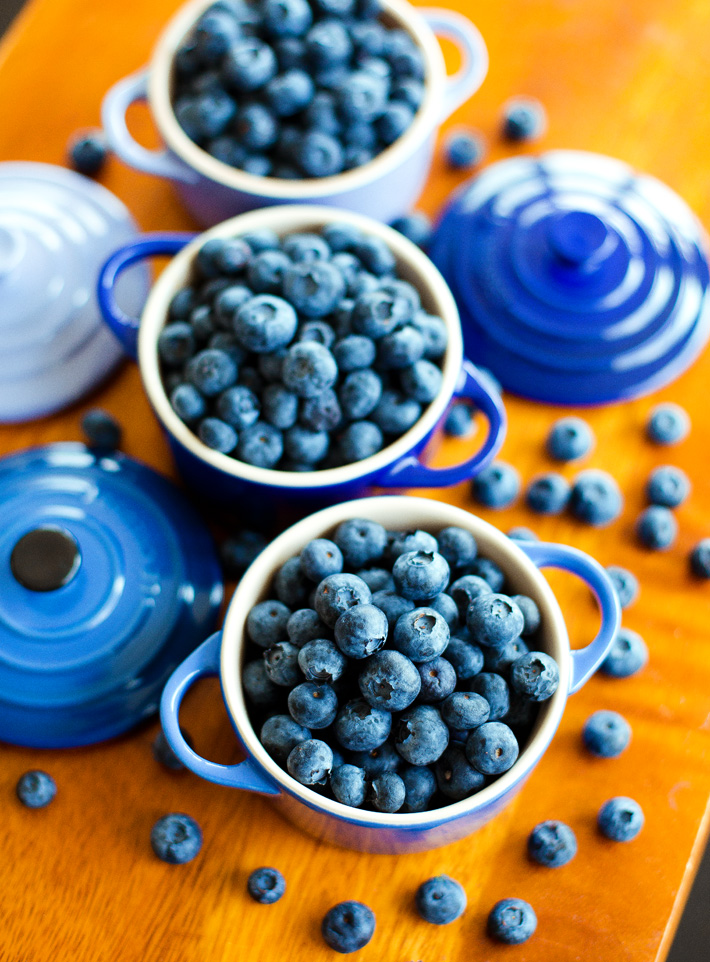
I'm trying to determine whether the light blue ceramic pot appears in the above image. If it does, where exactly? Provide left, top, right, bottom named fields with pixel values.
left=101, top=0, right=488, bottom=226
left=161, top=496, right=620, bottom=853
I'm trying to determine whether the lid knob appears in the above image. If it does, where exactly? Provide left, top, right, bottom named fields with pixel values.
left=10, top=526, right=81, bottom=592
left=546, top=210, right=609, bottom=267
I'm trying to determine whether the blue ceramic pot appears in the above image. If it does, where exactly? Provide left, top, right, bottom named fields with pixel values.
left=97, top=206, right=506, bottom=515
left=101, top=0, right=487, bottom=227
left=160, top=496, right=620, bottom=853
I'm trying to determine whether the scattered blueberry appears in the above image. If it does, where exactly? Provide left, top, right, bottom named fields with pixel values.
left=488, top=898, right=537, bottom=944
left=547, top=416, right=594, bottom=462
left=690, top=539, right=710, bottom=578
left=507, top=526, right=539, bottom=542
left=68, top=130, right=108, bottom=176
left=646, top=465, right=690, bottom=508
left=635, top=505, right=677, bottom=550
left=390, top=211, right=432, bottom=249
left=605, top=566, right=639, bottom=609
left=152, top=729, right=194, bottom=771
left=601, top=627, right=648, bottom=678
left=150, top=813, right=203, bottom=864
left=415, top=875, right=467, bottom=924
left=583, top=710, right=631, bottom=758
left=527, top=820, right=577, bottom=867
left=16, top=770, right=56, bottom=808
left=569, top=469, right=623, bottom=526
left=444, top=401, right=475, bottom=438
left=81, top=408, right=122, bottom=450
left=444, top=128, right=486, bottom=170
left=646, top=403, right=690, bottom=445
left=247, top=866, right=286, bottom=904
left=472, top=461, right=520, bottom=509
left=598, top=796, right=644, bottom=842
left=526, top=472, right=571, bottom=515
left=501, top=96, right=547, bottom=142
left=321, top=900, right=376, bottom=953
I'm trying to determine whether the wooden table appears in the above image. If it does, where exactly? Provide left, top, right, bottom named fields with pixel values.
left=2, top=1, right=710, bottom=959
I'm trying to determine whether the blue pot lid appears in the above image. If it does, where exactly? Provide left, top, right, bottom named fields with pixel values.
left=429, top=150, right=710, bottom=405
left=0, top=162, right=150, bottom=422
left=0, top=443, right=223, bottom=748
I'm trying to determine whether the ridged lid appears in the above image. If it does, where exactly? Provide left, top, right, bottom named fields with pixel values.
left=430, top=150, right=710, bottom=405
left=0, top=443, right=223, bottom=747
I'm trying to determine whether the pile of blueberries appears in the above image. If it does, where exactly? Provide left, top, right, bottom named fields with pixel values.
left=172, top=0, right=426, bottom=179
left=159, top=223, right=447, bottom=470
left=242, top=519, right=561, bottom=812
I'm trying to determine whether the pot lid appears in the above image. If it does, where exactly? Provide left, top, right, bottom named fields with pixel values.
left=0, top=162, right=150, bottom=422
left=0, top=443, right=223, bottom=748
left=429, top=150, right=710, bottom=405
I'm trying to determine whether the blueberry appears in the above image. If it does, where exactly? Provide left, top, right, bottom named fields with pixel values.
left=288, top=681, right=338, bottom=728
left=468, top=672, right=510, bottom=721
left=526, top=473, right=571, bottom=515
left=583, top=709, right=631, bottom=758
left=416, top=656, right=457, bottom=703
left=330, top=764, right=367, bottom=806
left=646, top=465, right=690, bottom=507
left=214, top=286, right=253, bottom=328
left=598, top=796, right=644, bottom=842
left=390, top=212, right=432, bottom=249
left=449, top=575, right=492, bottom=618
left=507, top=526, right=539, bottom=542
left=322, top=221, right=363, bottom=253
left=376, top=101, right=415, bottom=145
left=81, top=408, right=122, bottom=450
left=339, top=369, right=383, bottom=419
left=372, top=390, right=422, bottom=435
left=214, top=386, right=260, bottom=431
left=371, top=589, right=414, bottom=630
left=353, top=235, right=396, bottom=276
left=195, top=239, right=238, bottom=278
left=355, top=568, right=393, bottom=593
left=334, top=518, right=387, bottom=568
left=466, top=594, right=524, bottom=650
left=510, top=595, right=540, bottom=637
left=266, top=68, right=315, bottom=116
left=441, top=691, right=490, bottom=730
left=690, top=539, right=710, bottom=578
left=394, top=705, right=449, bottom=765
left=605, top=566, right=639, bottom=609
left=168, top=287, right=197, bottom=320
left=334, top=603, right=388, bottom=658
left=150, top=811, right=203, bottom=865
left=315, top=573, right=372, bottom=627
left=600, top=627, right=647, bottom=678
left=261, top=714, right=311, bottom=764
left=480, top=636, right=528, bottom=677
left=298, top=322, right=337, bottom=351
left=213, top=238, right=252, bottom=276
left=437, top=527, right=477, bottom=571
left=335, top=70, right=388, bottom=123
left=298, top=639, right=347, bottom=685
left=198, top=417, right=238, bottom=453
left=194, top=9, right=241, bottom=62
left=187, top=348, right=238, bottom=396
left=502, top=96, right=547, bottom=141
left=287, top=608, right=329, bottom=647
left=242, top=229, right=281, bottom=254
left=547, top=416, right=594, bottom=461
left=321, top=901, right=376, bottom=953
left=527, top=820, right=577, bottom=867
left=274, top=35, right=306, bottom=69
left=297, top=130, right=344, bottom=177
left=338, top=420, right=383, bottom=463
left=347, top=741, right=400, bottom=777
left=16, top=770, right=56, bottom=808
left=390, top=77, right=424, bottom=111
left=388, top=528, right=438, bottom=558
left=300, top=538, right=344, bottom=582
left=415, top=875, right=467, bottom=925
left=335, top=698, right=391, bottom=751
left=282, top=342, right=338, bottom=397
left=242, top=153, right=274, bottom=176
left=377, top=326, right=425, bottom=369
left=343, top=145, right=375, bottom=174
left=510, top=651, right=559, bottom=701
left=635, top=505, right=677, bottom=549
left=352, top=289, right=413, bottom=340
left=222, top=38, right=278, bottom=92
left=392, top=607, right=449, bottom=662
left=263, top=0, right=312, bottom=37
left=303, top=92, right=342, bottom=137
left=434, top=746, right=485, bottom=801
left=488, top=898, right=537, bottom=944
left=466, top=722, right=518, bottom=774
left=569, top=469, right=623, bottom=526
left=299, top=389, right=342, bottom=433
left=444, top=636, right=484, bottom=680
left=68, top=130, right=108, bottom=176
left=468, top=557, right=505, bottom=592
left=358, top=650, right=421, bottom=711
left=233, top=102, right=279, bottom=151
left=264, top=641, right=302, bottom=686
left=152, top=728, right=194, bottom=771
left=472, top=461, right=520, bottom=509
left=429, top=593, right=459, bottom=631
left=234, top=294, right=297, bottom=353
left=646, top=403, right=689, bottom=444
left=208, top=135, right=247, bottom=167
left=444, top=128, right=485, bottom=170
left=287, top=738, right=334, bottom=784
left=400, top=764, right=437, bottom=812
left=242, top=659, right=280, bottom=704
left=370, top=772, right=406, bottom=812
left=247, top=599, right=291, bottom=648
left=176, top=90, right=237, bottom=140
left=392, top=551, right=450, bottom=602
left=236, top=421, right=284, bottom=468
left=158, top=321, right=195, bottom=366
left=247, top=866, right=286, bottom=904
left=410, top=312, right=448, bottom=359
left=190, top=303, right=216, bottom=341
left=247, top=250, right=291, bottom=293
left=350, top=19, right=387, bottom=56
left=262, top=384, right=299, bottom=429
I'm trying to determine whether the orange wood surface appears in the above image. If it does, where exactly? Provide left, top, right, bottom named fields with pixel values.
left=2, top=1, right=710, bottom=960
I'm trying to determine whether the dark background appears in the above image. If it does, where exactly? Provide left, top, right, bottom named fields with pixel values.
left=0, top=0, right=707, bottom=957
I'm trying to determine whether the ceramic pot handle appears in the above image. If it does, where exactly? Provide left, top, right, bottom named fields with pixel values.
left=102, top=71, right=199, bottom=184
left=160, top=632, right=281, bottom=795
left=421, top=9, right=489, bottom=120
left=378, top=359, right=506, bottom=488
left=517, top=541, right=621, bottom=694
left=97, top=233, right=195, bottom=359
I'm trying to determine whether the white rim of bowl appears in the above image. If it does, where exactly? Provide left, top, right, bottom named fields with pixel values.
left=148, top=0, right=446, bottom=197
left=138, top=205, right=463, bottom=490
left=221, top=496, right=571, bottom=827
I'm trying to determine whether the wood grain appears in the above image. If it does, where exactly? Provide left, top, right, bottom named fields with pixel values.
left=1, top=0, right=710, bottom=960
